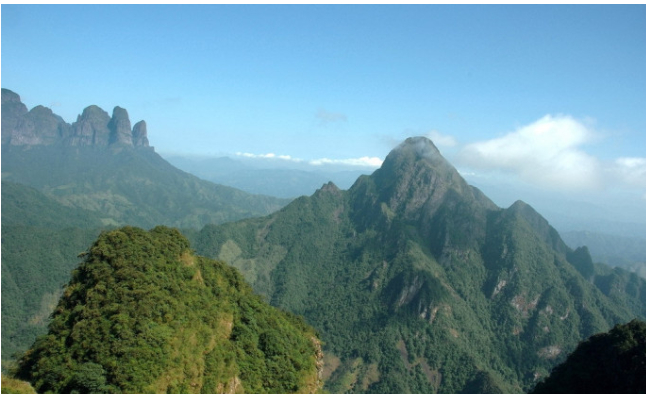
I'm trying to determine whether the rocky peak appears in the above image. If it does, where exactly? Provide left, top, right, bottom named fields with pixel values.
left=132, top=120, right=149, bottom=147
left=2, top=89, right=29, bottom=145
left=1, top=89, right=70, bottom=146
left=108, top=106, right=133, bottom=145
left=2, top=88, right=24, bottom=106
left=71, top=105, right=112, bottom=146
left=1, top=89, right=151, bottom=149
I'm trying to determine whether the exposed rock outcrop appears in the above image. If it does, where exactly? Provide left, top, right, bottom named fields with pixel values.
left=70, top=105, right=111, bottom=146
left=132, top=120, right=149, bottom=147
left=108, top=106, right=133, bottom=145
left=1, top=88, right=151, bottom=149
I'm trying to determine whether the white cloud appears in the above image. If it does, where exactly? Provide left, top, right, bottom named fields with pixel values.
left=424, top=130, right=457, bottom=148
left=236, top=152, right=382, bottom=168
left=309, top=156, right=383, bottom=167
left=458, top=115, right=602, bottom=190
left=235, top=152, right=303, bottom=162
left=614, top=157, right=646, bottom=188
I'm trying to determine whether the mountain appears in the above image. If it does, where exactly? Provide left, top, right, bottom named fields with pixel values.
left=13, top=226, right=323, bottom=393
left=1, top=88, right=290, bottom=229
left=2, top=88, right=148, bottom=148
left=529, top=319, right=646, bottom=394
left=191, top=137, right=646, bottom=393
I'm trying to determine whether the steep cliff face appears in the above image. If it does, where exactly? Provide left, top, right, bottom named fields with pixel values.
left=132, top=120, right=149, bottom=147
left=1, top=89, right=150, bottom=149
left=1, top=90, right=71, bottom=146
left=70, top=105, right=112, bottom=146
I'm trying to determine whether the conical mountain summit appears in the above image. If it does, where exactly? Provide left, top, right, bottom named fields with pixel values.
left=193, top=136, right=646, bottom=393
left=364, top=137, right=494, bottom=216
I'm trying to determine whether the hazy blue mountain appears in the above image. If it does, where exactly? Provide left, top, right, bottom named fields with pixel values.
left=561, top=230, right=646, bottom=275
left=164, top=154, right=372, bottom=198
left=192, top=137, right=646, bottom=394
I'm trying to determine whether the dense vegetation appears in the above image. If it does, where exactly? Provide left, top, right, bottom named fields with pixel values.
left=530, top=319, right=646, bottom=394
left=13, top=226, right=322, bottom=394
left=2, top=181, right=105, bottom=361
left=191, top=137, right=646, bottom=394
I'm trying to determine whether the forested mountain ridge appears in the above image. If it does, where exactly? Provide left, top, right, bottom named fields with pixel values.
left=1, top=181, right=106, bottom=359
left=13, top=227, right=323, bottom=394
left=1, top=88, right=290, bottom=229
left=192, top=137, right=646, bottom=393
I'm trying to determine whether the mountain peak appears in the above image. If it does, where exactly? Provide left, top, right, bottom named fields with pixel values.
left=108, top=106, right=133, bottom=145
left=394, top=136, right=444, bottom=164
left=378, top=136, right=460, bottom=183
left=363, top=136, right=482, bottom=218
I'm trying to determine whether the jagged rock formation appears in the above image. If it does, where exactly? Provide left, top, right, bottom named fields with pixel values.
left=132, top=120, right=149, bottom=147
left=1, top=88, right=150, bottom=149
left=70, top=105, right=112, bottom=146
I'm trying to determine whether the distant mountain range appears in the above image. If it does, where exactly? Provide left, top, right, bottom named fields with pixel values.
left=164, top=154, right=371, bottom=199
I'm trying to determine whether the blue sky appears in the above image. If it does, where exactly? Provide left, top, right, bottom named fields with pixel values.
left=2, top=5, right=646, bottom=224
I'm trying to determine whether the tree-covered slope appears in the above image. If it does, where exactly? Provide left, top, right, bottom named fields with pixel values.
left=192, top=137, right=646, bottom=394
left=13, top=226, right=323, bottom=394
left=1, top=181, right=105, bottom=229
left=529, top=319, right=646, bottom=394
left=1, top=144, right=289, bottom=229
left=1, top=181, right=106, bottom=361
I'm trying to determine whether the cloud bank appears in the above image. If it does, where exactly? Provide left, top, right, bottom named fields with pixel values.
left=236, top=152, right=303, bottom=162
left=455, top=114, right=646, bottom=195
left=236, top=152, right=382, bottom=168
left=458, top=115, right=603, bottom=190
